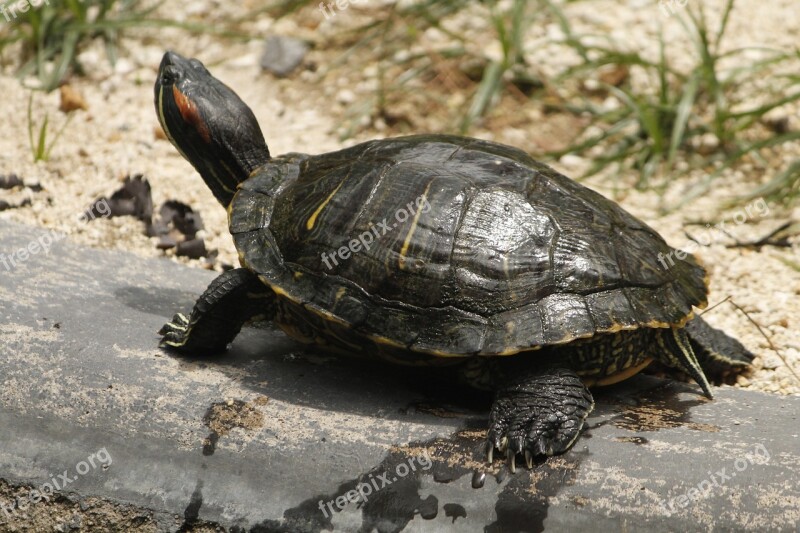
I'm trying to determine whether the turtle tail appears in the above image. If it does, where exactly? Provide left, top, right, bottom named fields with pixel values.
left=657, top=327, right=714, bottom=399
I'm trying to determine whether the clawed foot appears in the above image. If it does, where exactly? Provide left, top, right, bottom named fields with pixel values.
left=486, top=368, right=594, bottom=473
left=159, top=313, right=191, bottom=348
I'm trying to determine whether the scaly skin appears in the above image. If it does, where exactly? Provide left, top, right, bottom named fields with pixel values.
left=487, top=368, right=594, bottom=473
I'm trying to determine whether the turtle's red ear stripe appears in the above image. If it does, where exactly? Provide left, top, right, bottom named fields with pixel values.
left=172, top=85, right=212, bottom=144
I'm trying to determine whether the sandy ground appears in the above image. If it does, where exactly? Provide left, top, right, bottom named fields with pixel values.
left=0, top=0, right=798, bottom=397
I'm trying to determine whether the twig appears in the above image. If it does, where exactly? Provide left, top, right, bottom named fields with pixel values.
left=698, top=295, right=732, bottom=316
left=725, top=299, right=800, bottom=384
left=724, top=221, right=794, bottom=249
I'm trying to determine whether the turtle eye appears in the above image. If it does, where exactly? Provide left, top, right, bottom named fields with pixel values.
left=161, top=65, right=180, bottom=86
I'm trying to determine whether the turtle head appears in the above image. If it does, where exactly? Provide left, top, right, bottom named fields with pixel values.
left=155, top=51, right=270, bottom=207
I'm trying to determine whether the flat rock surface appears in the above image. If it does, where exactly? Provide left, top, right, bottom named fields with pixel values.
left=0, top=220, right=798, bottom=532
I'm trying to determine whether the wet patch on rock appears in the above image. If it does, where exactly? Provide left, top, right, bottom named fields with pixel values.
left=244, top=424, right=586, bottom=532
left=202, top=397, right=268, bottom=456
left=176, top=479, right=209, bottom=532
left=443, top=502, right=467, bottom=523
left=610, top=386, right=719, bottom=433
left=399, top=401, right=473, bottom=419
left=240, top=426, right=491, bottom=532
left=485, top=451, right=586, bottom=533
left=614, top=436, right=649, bottom=445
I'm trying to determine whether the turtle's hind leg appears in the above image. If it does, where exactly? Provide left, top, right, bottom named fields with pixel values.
left=487, top=368, right=594, bottom=472
left=160, top=268, right=275, bottom=355
left=684, top=316, right=755, bottom=379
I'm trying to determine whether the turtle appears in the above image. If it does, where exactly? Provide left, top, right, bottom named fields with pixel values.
left=154, top=51, right=754, bottom=470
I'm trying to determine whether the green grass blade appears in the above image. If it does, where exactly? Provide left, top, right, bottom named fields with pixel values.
left=668, top=74, right=699, bottom=165
left=460, top=60, right=504, bottom=133
left=36, top=113, right=49, bottom=162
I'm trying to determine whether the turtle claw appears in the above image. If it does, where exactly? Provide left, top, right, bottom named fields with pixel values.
left=159, top=313, right=193, bottom=348
left=159, top=313, right=189, bottom=336
left=486, top=368, right=594, bottom=472
left=507, top=448, right=516, bottom=473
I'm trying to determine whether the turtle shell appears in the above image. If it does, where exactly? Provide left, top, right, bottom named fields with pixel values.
left=230, top=135, right=707, bottom=357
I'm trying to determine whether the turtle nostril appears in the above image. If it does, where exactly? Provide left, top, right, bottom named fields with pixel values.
left=160, top=65, right=180, bottom=86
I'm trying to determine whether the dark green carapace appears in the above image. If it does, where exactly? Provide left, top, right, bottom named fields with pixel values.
left=154, top=51, right=754, bottom=471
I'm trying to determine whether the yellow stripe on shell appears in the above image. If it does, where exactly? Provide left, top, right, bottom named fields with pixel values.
left=306, top=181, right=345, bottom=231
left=398, top=182, right=432, bottom=269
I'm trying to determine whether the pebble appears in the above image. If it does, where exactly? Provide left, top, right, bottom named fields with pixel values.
left=260, top=35, right=309, bottom=77
left=337, top=89, right=356, bottom=105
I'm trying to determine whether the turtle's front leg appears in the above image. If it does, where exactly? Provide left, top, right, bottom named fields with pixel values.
left=487, top=368, right=594, bottom=472
left=159, top=268, right=275, bottom=355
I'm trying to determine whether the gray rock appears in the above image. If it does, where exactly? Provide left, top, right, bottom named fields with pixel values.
left=260, top=35, right=309, bottom=77
left=0, top=220, right=798, bottom=531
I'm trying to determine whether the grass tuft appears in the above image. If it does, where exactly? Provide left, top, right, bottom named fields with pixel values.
left=27, top=92, right=72, bottom=162
left=0, top=0, right=162, bottom=91
left=546, top=0, right=800, bottom=208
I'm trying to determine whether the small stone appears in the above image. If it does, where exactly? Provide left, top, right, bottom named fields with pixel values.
left=559, top=154, right=585, bottom=168
left=736, top=375, right=750, bottom=387
left=113, top=58, right=135, bottom=75
left=0, top=174, right=23, bottom=189
left=598, top=64, right=629, bottom=87
left=337, top=89, right=356, bottom=105
left=176, top=238, right=207, bottom=259
left=693, top=133, right=720, bottom=156
left=156, top=235, right=178, bottom=250
left=763, top=110, right=791, bottom=134
left=59, top=84, right=89, bottom=113
left=260, top=35, right=309, bottom=77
